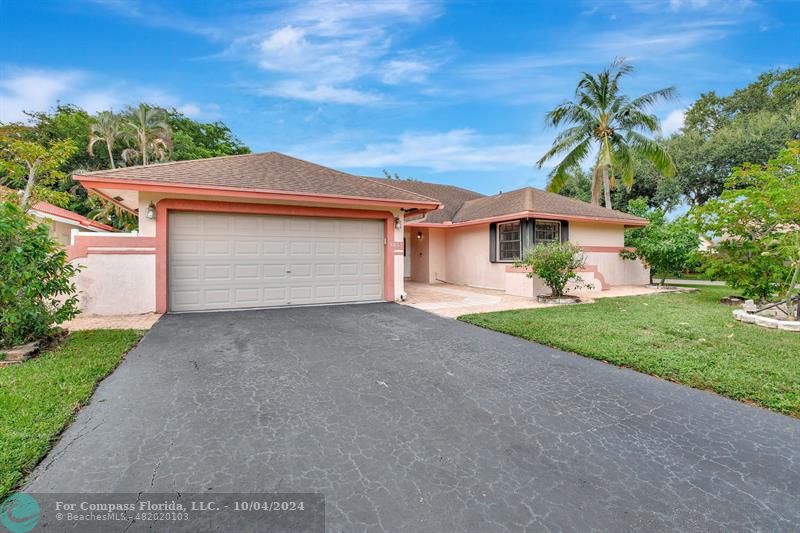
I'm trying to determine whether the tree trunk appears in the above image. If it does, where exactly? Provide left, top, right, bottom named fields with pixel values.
left=786, top=261, right=799, bottom=317
left=591, top=166, right=603, bottom=206
left=602, top=165, right=612, bottom=209
left=20, top=162, right=37, bottom=210
left=106, top=139, right=116, bottom=169
left=141, top=131, right=148, bottom=166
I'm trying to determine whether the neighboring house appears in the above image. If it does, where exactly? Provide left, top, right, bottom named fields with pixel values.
left=370, top=179, right=650, bottom=297
left=68, top=152, right=648, bottom=315
left=1, top=186, right=115, bottom=245
left=30, top=200, right=115, bottom=245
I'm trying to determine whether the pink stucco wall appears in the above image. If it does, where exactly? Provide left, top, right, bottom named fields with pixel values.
left=443, top=224, right=507, bottom=289
left=72, top=254, right=156, bottom=315
left=569, top=221, right=624, bottom=247
left=418, top=220, right=649, bottom=292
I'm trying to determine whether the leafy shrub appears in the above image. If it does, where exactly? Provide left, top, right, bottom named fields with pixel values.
left=515, top=242, right=591, bottom=297
left=693, top=142, right=800, bottom=301
left=621, top=198, right=700, bottom=285
left=0, top=201, right=80, bottom=348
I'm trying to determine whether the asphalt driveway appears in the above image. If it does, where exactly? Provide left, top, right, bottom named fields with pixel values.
left=28, top=303, right=800, bottom=531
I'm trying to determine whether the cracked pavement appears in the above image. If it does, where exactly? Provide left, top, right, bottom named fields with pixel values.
left=26, top=303, right=800, bottom=531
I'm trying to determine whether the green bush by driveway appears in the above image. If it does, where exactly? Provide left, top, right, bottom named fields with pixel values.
left=0, top=330, right=142, bottom=499
left=460, top=287, right=800, bottom=417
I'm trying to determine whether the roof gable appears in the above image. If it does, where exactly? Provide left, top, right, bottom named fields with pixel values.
left=451, top=187, right=646, bottom=224
left=365, top=178, right=484, bottom=223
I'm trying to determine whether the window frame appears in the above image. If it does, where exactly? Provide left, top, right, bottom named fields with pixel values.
left=497, top=220, right=522, bottom=262
left=534, top=220, right=562, bottom=245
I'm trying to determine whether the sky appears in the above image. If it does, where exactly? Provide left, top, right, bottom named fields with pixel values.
left=1, top=0, right=798, bottom=194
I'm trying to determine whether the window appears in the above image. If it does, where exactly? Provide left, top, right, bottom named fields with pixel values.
left=535, top=220, right=561, bottom=244
left=498, top=221, right=521, bottom=261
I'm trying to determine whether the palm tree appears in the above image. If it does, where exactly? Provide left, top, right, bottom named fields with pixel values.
left=537, top=59, right=677, bottom=208
left=121, top=104, right=172, bottom=166
left=88, top=111, right=123, bottom=169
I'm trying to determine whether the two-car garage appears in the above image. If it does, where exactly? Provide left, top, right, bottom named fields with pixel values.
left=168, top=211, right=385, bottom=312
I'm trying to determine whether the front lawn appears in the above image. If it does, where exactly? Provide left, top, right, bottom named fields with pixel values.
left=0, top=330, right=142, bottom=500
left=459, top=287, right=800, bottom=417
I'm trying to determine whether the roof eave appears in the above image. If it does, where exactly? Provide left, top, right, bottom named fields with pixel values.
left=76, top=175, right=442, bottom=211
left=405, top=211, right=648, bottom=228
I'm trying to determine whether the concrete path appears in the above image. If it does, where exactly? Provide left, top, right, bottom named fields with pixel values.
left=28, top=304, right=800, bottom=531
left=63, top=313, right=162, bottom=331
left=403, top=281, right=681, bottom=317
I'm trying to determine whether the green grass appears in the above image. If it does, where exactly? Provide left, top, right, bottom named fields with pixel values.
left=459, top=287, right=800, bottom=417
left=0, top=330, right=142, bottom=500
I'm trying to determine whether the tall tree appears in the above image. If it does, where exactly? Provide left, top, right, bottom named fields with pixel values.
left=88, top=111, right=123, bottom=169
left=166, top=109, right=250, bottom=160
left=0, top=138, right=76, bottom=208
left=537, top=59, right=677, bottom=208
left=121, top=104, right=172, bottom=166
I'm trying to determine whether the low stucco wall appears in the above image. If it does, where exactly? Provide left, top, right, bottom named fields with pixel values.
left=72, top=254, right=156, bottom=315
left=585, top=251, right=650, bottom=286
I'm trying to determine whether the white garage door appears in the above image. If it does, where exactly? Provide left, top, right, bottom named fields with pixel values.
left=168, top=212, right=384, bottom=312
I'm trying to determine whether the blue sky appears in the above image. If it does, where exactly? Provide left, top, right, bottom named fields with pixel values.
left=1, top=0, right=798, bottom=194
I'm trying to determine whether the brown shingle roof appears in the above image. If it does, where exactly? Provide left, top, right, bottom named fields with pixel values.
left=452, top=187, right=646, bottom=224
left=365, top=178, right=484, bottom=223
left=76, top=152, right=439, bottom=205
left=358, top=177, right=646, bottom=225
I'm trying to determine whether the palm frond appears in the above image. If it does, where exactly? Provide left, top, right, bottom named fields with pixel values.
left=622, top=86, right=677, bottom=113
left=625, top=131, right=676, bottom=176
left=545, top=138, right=592, bottom=192
left=611, top=142, right=636, bottom=191
left=536, top=128, right=592, bottom=168
left=616, top=108, right=660, bottom=133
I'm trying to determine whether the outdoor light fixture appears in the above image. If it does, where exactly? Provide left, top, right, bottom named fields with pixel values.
left=145, top=202, right=156, bottom=220
left=417, top=231, right=423, bottom=240
left=395, top=216, right=401, bottom=229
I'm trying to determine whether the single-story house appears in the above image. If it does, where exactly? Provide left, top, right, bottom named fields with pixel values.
left=1, top=186, right=115, bottom=245
left=369, top=178, right=650, bottom=297
left=69, top=152, right=648, bottom=315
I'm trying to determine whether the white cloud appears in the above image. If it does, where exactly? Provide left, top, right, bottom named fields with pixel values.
left=0, top=69, right=82, bottom=122
left=0, top=67, right=218, bottom=122
left=304, top=129, right=546, bottom=172
left=661, top=108, right=686, bottom=136
left=262, top=81, right=382, bottom=105
left=381, top=59, right=433, bottom=85
left=230, top=0, right=441, bottom=103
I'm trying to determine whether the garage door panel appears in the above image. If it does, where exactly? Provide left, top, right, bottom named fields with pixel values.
left=205, top=240, right=231, bottom=255
left=172, top=239, right=203, bottom=256
left=169, top=212, right=384, bottom=311
left=234, top=239, right=260, bottom=255
left=203, top=216, right=231, bottom=234
left=263, top=264, right=288, bottom=279
left=205, top=265, right=232, bottom=280
left=262, top=240, right=287, bottom=255
left=290, top=241, right=313, bottom=255
left=315, top=263, right=337, bottom=277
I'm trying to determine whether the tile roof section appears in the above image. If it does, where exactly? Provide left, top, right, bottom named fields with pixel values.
left=77, top=152, right=439, bottom=205
left=32, top=201, right=117, bottom=231
left=452, top=187, right=646, bottom=224
left=365, top=178, right=484, bottom=223
left=0, top=186, right=115, bottom=231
